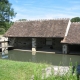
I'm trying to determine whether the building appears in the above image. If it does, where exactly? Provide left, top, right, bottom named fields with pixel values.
left=61, top=22, right=80, bottom=53
left=4, top=18, right=77, bottom=53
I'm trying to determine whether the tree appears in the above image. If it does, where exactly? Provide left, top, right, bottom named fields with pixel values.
left=71, top=17, right=80, bottom=22
left=18, top=19, right=27, bottom=21
left=0, top=0, right=16, bottom=33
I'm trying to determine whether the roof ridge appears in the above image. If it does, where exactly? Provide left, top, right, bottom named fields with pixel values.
left=72, top=22, right=80, bottom=23
left=15, top=18, right=69, bottom=22
left=15, top=20, right=28, bottom=22
left=54, top=18, right=69, bottom=20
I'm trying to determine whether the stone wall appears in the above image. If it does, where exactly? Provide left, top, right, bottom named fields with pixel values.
left=9, top=37, right=32, bottom=49
left=9, top=37, right=63, bottom=51
left=36, top=38, right=63, bottom=51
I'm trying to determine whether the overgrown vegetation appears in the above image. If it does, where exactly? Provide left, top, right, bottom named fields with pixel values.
left=0, top=59, right=77, bottom=80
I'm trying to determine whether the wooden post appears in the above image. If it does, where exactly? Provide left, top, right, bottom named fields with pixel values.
left=32, top=38, right=36, bottom=51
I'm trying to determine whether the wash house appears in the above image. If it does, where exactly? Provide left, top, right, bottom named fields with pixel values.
left=4, top=18, right=80, bottom=54
left=4, top=19, right=69, bottom=53
left=61, top=22, right=80, bottom=53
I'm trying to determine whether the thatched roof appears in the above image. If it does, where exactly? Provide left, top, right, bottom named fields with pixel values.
left=61, top=22, right=80, bottom=44
left=4, top=19, right=69, bottom=38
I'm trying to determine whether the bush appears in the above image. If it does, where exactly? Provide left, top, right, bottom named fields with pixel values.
left=0, top=28, right=5, bottom=34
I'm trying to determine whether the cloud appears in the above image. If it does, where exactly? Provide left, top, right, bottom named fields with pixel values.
left=12, top=12, right=78, bottom=21
left=11, top=0, right=80, bottom=21
left=12, top=8, right=80, bottom=21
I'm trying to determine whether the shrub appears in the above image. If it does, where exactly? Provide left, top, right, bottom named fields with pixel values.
left=0, top=28, right=5, bottom=34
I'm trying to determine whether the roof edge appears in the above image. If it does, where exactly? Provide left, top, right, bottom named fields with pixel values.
left=15, top=18, right=70, bottom=22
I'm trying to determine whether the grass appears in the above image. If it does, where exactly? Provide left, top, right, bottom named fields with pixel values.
left=0, top=59, right=78, bottom=80
left=0, top=59, right=47, bottom=80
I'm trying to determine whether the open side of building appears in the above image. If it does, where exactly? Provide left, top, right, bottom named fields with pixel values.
left=61, top=22, right=80, bottom=54
left=3, top=19, right=69, bottom=53
left=3, top=18, right=80, bottom=54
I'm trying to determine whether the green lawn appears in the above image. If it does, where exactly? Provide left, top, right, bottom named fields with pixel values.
left=0, top=59, right=77, bottom=80
left=0, top=59, right=47, bottom=80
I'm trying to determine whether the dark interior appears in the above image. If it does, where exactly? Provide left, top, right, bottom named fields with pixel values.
left=69, top=44, right=80, bottom=52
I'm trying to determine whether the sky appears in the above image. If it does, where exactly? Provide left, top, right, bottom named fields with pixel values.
left=9, top=0, right=80, bottom=21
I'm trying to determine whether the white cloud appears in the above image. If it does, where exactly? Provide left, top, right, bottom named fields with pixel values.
left=12, top=12, right=78, bottom=21
left=11, top=0, right=80, bottom=21
left=12, top=9, right=80, bottom=21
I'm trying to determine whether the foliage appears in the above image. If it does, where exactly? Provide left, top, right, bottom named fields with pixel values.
left=71, top=17, right=80, bottom=22
left=5, top=21, right=14, bottom=31
left=0, top=0, right=16, bottom=21
left=0, top=28, right=5, bottom=34
left=0, top=59, right=47, bottom=80
left=0, top=0, right=16, bottom=34
left=18, top=19, right=27, bottom=21
left=0, top=59, right=77, bottom=80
